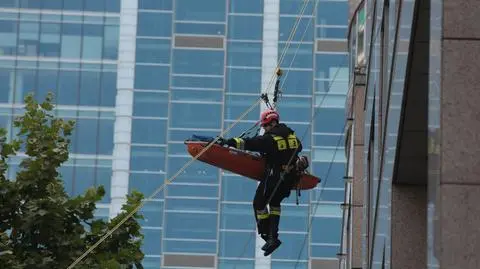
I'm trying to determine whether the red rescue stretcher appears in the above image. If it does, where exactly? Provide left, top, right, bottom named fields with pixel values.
left=184, top=136, right=320, bottom=190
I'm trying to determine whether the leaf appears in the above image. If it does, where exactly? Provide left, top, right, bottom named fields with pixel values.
left=2, top=94, right=145, bottom=268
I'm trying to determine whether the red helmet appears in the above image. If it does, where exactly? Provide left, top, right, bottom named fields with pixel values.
left=260, top=109, right=279, bottom=127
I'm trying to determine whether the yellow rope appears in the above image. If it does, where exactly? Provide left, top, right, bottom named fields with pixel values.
left=66, top=0, right=315, bottom=267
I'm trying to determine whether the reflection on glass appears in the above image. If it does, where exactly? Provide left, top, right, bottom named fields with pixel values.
left=137, top=12, right=172, bottom=37
left=0, top=20, right=17, bottom=56
left=163, top=239, right=217, bottom=254
left=141, top=229, right=162, bottom=255
left=175, top=0, right=226, bottom=22
left=228, top=15, right=263, bottom=40
left=219, top=231, right=255, bottom=258
left=278, top=43, right=314, bottom=69
left=130, top=146, right=166, bottom=172
left=227, top=41, right=262, bottom=67
left=173, top=49, right=224, bottom=75
left=164, top=211, right=218, bottom=239
left=136, top=38, right=171, bottom=64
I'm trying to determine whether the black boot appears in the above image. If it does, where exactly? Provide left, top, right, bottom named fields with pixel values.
left=262, top=215, right=282, bottom=256
left=255, top=209, right=270, bottom=244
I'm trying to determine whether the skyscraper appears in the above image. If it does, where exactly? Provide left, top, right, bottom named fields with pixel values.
left=0, top=0, right=349, bottom=268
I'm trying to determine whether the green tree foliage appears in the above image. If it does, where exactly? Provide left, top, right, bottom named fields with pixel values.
left=0, top=93, right=145, bottom=269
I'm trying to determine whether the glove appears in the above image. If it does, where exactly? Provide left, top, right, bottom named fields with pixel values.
left=224, top=138, right=237, bottom=148
left=296, top=156, right=309, bottom=171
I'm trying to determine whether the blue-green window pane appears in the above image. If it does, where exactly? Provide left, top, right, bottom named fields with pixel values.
left=98, top=119, right=114, bottom=155
left=73, top=166, right=95, bottom=196
left=226, top=68, right=261, bottom=94
left=141, top=229, right=162, bottom=255
left=276, top=96, right=311, bottom=122
left=280, top=0, right=314, bottom=14
left=79, top=71, right=101, bottom=106
left=168, top=158, right=218, bottom=183
left=315, top=79, right=348, bottom=93
left=322, top=189, right=344, bottom=202
left=169, top=102, right=222, bottom=129
left=164, top=240, right=216, bottom=254
left=15, top=69, right=37, bottom=103
left=220, top=203, right=255, bottom=230
left=175, top=22, right=225, bottom=35
left=0, top=68, right=14, bottom=103
left=64, top=0, right=83, bottom=11
left=278, top=43, right=313, bottom=68
left=228, top=15, right=263, bottom=40
left=57, top=70, right=79, bottom=105
left=132, top=119, right=167, bottom=144
left=317, top=1, right=349, bottom=25
left=137, top=12, right=172, bottom=37
left=133, top=91, right=169, bottom=117
left=100, top=72, right=117, bottom=107
left=20, top=0, right=41, bottom=9
left=317, top=26, right=348, bottom=39
left=218, top=259, right=254, bottom=269
left=134, top=65, right=169, bottom=90
left=167, top=184, right=218, bottom=197
left=39, top=22, right=61, bottom=57
left=166, top=198, right=218, bottom=212
left=164, top=212, right=218, bottom=239
left=313, top=134, right=345, bottom=147
left=42, top=0, right=63, bottom=10
left=18, top=21, right=39, bottom=56
left=271, top=233, right=308, bottom=260
left=84, top=0, right=105, bottom=12
left=75, top=119, right=98, bottom=154
left=136, top=38, right=171, bottom=64
left=139, top=0, right=172, bottom=10
left=224, top=94, right=260, bottom=121
left=310, top=217, right=342, bottom=244
left=130, top=146, right=166, bottom=172
left=312, top=162, right=345, bottom=188
left=314, top=92, right=347, bottom=107
left=142, top=256, right=161, bottom=269
left=271, top=261, right=307, bottom=269
left=61, top=23, right=82, bottom=58
left=311, top=245, right=339, bottom=258
left=314, top=107, right=344, bottom=133
left=138, top=201, right=163, bottom=227
left=221, top=175, right=257, bottom=202
left=96, top=167, right=111, bottom=203
left=0, top=21, right=18, bottom=56
left=279, top=17, right=314, bottom=42
left=227, top=41, right=262, bottom=67
left=0, top=0, right=17, bottom=8
left=219, top=231, right=255, bottom=258
left=315, top=53, right=348, bottom=79
left=105, top=0, right=121, bottom=12
left=171, top=89, right=223, bottom=102
left=229, top=0, right=263, bottom=13
left=37, top=69, right=58, bottom=103
left=172, top=75, right=223, bottom=89
left=103, top=25, right=119, bottom=60
left=129, top=173, right=165, bottom=199
left=82, top=24, right=103, bottom=59
left=278, top=205, right=308, bottom=232
left=313, top=147, right=345, bottom=163
left=279, top=70, right=313, bottom=95
left=176, top=0, right=226, bottom=22
left=173, top=49, right=224, bottom=75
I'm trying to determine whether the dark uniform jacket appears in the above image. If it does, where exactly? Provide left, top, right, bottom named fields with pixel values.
left=226, top=123, right=303, bottom=174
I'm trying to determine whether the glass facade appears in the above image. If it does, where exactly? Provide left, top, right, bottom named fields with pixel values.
left=0, top=0, right=349, bottom=268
